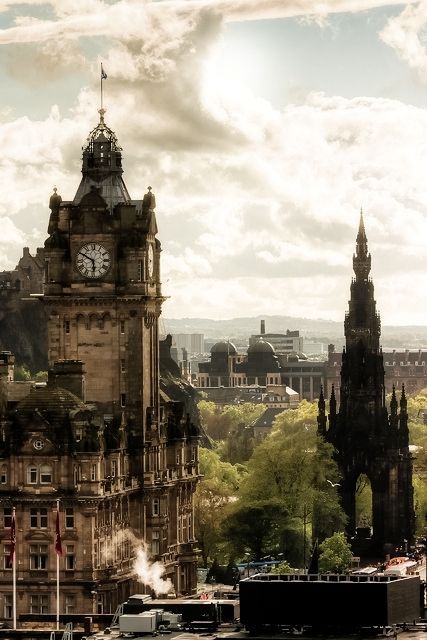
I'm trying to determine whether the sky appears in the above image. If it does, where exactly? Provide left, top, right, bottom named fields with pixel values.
left=0, top=0, right=427, bottom=324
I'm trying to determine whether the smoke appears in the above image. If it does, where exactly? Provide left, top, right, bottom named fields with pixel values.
left=123, top=529, right=174, bottom=596
left=133, top=545, right=174, bottom=597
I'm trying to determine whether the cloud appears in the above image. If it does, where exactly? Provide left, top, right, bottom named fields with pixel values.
left=0, top=0, right=420, bottom=45
left=380, top=2, right=427, bottom=79
left=0, top=0, right=427, bottom=323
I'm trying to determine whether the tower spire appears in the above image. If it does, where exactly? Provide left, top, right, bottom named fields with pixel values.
left=353, top=208, right=371, bottom=282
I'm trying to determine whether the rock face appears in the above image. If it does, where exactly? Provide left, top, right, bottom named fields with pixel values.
left=0, top=247, right=48, bottom=372
left=0, top=297, right=48, bottom=372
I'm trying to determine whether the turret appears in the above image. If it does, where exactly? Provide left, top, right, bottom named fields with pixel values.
left=317, top=385, right=326, bottom=437
left=73, top=108, right=131, bottom=212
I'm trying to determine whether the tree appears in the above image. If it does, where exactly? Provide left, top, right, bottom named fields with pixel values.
left=14, top=365, right=31, bottom=381
left=404, top=390, right=427, bottom=534
left=318, top=532, right=353, bottom=573
left=194, top=447, right=243, bottom=566
left=34, top=371, right=48, bottom=382
left=222, top=500, right=287, bottom=561
left=225, top=403, right=346, bottom=566
left=270, top=560, right=292, bottom=574
left=198, top=400, right=265, bottom=450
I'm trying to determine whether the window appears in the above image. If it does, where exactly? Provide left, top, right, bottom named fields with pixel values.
left=3, top=544, right=11, bottom=570
left=152, top=498, right=160, bottom=516
left=121, top=359, right=126, bottom=373
left=3, top=508, right=11, bottom=529
left=30, top=594, right=49, bottom=614
left=111, top=460, right=117, bottom=478
left=65, top=545, right=75, bottom=570
left=30, top=509, right=48, bottom=529
left=4, top=594, right=12, bottom=619
left=40, top=465, right=52, bottom=484
left=176, top=453, right=180, bottom=465
left=91, top=464, right=97, bottom=482
left=120, top=320, right=125, bottom=334
left=120, top=393, right=126, bottom=408
left=0, top=465, right=7, bottom=484
left=65, top=595, right=75, bottom=615
left=64, top=320, right=70, bottom=334
left=138, top=259, right=143, bottom=282
left=27, top=467, right=38, bottom=484
left=75, top=427, right=83, bottom=443
left=29, top=544, right=48, bottom=570
left=151, top=530, right=160, bottom=555
left=65, top=508, right=74, bottom=529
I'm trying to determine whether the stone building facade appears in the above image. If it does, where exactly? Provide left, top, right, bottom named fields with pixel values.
left=326, top=344, right=427, bottom=399
left=0, top=109, right=200, bottom=621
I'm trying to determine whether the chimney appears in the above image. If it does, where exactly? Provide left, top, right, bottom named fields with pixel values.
left=48, top=360, right=85, bottom=401
left=260, top=320, right=265, bottom=335
left=0, top=351, right=15, bottom=382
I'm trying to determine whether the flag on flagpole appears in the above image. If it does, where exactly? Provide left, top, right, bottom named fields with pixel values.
left=101, top=64, right=107, bottom=80
left=55, top=510, right=63, bottom=556
left=8, top=511, right=16, bottom=567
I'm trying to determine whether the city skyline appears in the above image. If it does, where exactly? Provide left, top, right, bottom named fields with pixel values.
left=1, top=0, right=427, bottom=323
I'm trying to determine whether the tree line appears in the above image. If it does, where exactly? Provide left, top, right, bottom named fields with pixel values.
left=195, top=391, right=427, bottom=573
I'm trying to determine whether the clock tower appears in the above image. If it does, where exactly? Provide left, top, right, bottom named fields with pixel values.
left=38, top=109, right=200, bottom=606
left=44, top=109, right=162, bottom=440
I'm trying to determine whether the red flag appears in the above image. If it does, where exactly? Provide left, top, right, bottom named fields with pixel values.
left=55, top=510, right=62, bottom=556
left=8, top=511, right=16, bottom=567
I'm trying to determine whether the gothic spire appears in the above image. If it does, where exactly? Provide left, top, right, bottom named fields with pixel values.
left=400, top=384, right=407, bottom=412
left=329, top=385, right=337, bottom=417
left=353, top=209, right=371, bottom=282
left=317, top=385, right=327, bottom=436
left=390, top=385, right=397, bottom=416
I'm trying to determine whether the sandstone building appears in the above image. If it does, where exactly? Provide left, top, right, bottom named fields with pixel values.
left=0, top=109, right=200, bottom=621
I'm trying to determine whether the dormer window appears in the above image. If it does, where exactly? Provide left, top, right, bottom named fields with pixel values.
left=40, top=465, right=52, bottom=484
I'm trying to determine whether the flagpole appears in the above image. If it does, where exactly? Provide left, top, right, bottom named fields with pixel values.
left=100, top=63, right=103, bottom=110
left=56, top=499, right=60, bottom=631
left=12, top=506, right=16, bottom=630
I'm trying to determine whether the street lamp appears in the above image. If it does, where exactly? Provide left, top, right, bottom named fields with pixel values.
left=244, top=552, right=250, bottom=578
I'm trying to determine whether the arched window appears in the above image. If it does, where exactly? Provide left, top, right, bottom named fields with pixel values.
left=27, top=467, right=38, bottom=484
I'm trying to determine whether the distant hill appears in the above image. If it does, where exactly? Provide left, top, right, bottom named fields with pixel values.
left=162, top=315, right=427, bottom=349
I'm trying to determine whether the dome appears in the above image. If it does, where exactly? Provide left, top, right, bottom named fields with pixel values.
left=15, top=384, right=87, bottom=424
left=211, top=341, right=237, bottom=355
left=248, top=339, right=275, bottom=354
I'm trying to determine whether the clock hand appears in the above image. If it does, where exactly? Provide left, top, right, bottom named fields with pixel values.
left=78, top=251, right=95, bottom=265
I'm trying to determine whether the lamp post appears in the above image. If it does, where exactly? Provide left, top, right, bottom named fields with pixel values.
left=244, top=552, right=250, bottom=578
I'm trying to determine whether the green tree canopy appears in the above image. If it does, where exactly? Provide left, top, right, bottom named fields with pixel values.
left=194, top=447, right=244, bottom=567
left=14, top=365, right=31, bottom=381
left=224, top=402, right=346, bottom=566
left=318, top=532, right=353, bottom=573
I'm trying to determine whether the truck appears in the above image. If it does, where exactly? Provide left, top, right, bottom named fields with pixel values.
left=119, top=609, right=184, bottom=634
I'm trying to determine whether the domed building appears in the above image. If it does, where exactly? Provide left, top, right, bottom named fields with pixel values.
left=198, top=341, right=241, bottom=387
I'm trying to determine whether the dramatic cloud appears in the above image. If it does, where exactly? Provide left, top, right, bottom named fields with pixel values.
left=0, top=0, right=426, bottom=323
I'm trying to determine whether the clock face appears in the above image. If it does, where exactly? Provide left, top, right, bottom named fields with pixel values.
left=76, top=243, right=111, bottom=279
left=148, top=245, right=154, bottom=278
